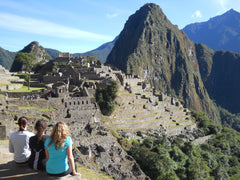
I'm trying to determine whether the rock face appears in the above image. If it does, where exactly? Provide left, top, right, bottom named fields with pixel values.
left=0, top=65, right=9, bottom=74
left=183, top=9, right=240, bottom=54
left=106, top=3, right=218, bottom=120
left=10, top=41, right=52, bottom=72
left=74, top=125, right=149, bottom=180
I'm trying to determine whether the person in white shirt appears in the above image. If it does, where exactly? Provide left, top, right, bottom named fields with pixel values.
left=9, top=116, right=34, bottom=164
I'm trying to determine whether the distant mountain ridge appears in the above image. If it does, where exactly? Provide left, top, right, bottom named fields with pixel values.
left=44, top=37, right=118, bottom=63
left=45, top=48, right=60, bottom=59
left=78, top=36, right=118, bottom=63
left=183, top=9, right=240, bottom=53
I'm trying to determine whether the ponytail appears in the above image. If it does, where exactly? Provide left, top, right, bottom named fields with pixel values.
left=35, top=119, right=47, bottom=141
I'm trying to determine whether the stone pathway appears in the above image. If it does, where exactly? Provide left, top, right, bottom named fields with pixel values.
left=0, top=145, right=82, bottom=180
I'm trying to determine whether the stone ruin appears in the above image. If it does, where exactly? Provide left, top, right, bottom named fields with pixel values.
left=0, top=52, right=198, bottom=179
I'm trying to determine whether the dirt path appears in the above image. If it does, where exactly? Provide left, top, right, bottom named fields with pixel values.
left=0, top=145, right=82, bottom=180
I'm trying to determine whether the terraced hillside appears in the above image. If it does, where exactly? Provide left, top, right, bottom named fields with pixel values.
left=106, top=86, right=197, bottom=136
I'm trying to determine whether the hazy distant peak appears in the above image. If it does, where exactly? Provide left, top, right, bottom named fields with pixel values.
left=224, top=8, right=239, bottom=15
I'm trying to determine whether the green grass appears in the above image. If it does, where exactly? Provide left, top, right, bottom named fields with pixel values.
left=3, top=86, right=44, bottom=92
left=19, top=106, right=38, bottom=110
left=19, top=107, right=56, bottom=111
left=77, top=164, right=113, bottom=180
left=0, top=83, right=10, bottom=86
left=39, top=107, right=56, bottom=111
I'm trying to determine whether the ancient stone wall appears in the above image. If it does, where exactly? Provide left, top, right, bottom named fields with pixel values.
left=43, top=75, right=62, bottom=84
left=0, top=91, right=44, bottom=99
left=0, top=112, right=15, bottom=139
left=64, top=97, right=92, bottom=109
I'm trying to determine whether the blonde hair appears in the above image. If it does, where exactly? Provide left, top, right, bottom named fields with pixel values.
left=48, top=121, right=70, bottom=149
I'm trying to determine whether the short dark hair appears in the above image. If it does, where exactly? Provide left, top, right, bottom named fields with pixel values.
left=18, top=116, right=28, bottom=131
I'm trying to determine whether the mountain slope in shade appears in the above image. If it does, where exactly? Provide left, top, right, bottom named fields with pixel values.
left=106, top=3, right=219, bottom=120
left=0, top=47, right=16, bottom=70
left=183, top=9, right=240, bottom=53
left=196, top=43, right=240, bottom=114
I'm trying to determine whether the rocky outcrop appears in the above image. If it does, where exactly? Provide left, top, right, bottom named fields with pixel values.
left=20, top=41, right=52, bottom=63
left=0, top=65, right=9, bottom=74
left=10, top=41, right=52, bottom=72
left=74, top=124, right=149, bottom=180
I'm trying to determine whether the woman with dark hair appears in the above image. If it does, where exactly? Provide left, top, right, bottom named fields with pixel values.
left=44, top=121, right=80, bottom=177
left=28, top=119, right=49, bottom=170
left=9, top=116, right=34, bottom=164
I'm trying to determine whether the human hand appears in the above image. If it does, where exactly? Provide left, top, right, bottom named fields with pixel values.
left=72, top=172, right=81, bottom=176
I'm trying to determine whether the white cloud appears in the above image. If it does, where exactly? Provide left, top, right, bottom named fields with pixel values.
left=0, top=13, right=113, bottom=41
left=218, top=0, right=228, bottom=11
left=106, top=13, right=119, bottom=19
left=212, top=0, right=240, bottom=14
left=191, top=10, right=202, bottom=18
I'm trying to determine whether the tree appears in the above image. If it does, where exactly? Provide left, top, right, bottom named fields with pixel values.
left=96, top=79, right=119, bottom=115
left=15, top=52, right=36, bottom=90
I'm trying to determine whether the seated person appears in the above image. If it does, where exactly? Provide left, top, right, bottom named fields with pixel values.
left=28, top=119, right=49, bottom=171
left=44, top=121, right=80, bottom=177
left=9, top=116, right=34, bottom=164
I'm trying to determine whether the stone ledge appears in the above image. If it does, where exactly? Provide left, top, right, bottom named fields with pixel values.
left=0, top=145, right=82, bottom=180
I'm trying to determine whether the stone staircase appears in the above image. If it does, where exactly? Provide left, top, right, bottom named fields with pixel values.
left=106, top=87, right=196, bottom=135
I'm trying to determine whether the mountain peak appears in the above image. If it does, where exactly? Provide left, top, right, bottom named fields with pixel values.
left=10, top=41, right=52, bottom=72
left=225, top=8, right=239, bottom=15
left=210, top=8, right=240, bottom=21
left=106, top=3, right=217, bottom=119
left=183, top=8, right=240, bottom=53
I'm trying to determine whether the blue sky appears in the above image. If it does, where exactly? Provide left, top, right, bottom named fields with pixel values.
left=0, top=0, right=239, bottom=53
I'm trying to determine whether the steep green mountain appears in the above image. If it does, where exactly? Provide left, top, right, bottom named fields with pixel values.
left=0, top=47, right=16, bottom=69
left=10, top=41, right=52, bottom=72
left=106, top=3, right=218, bottom=120
left=196, top=43, right=240, bottom=114
left=76, top=36, right=118, bottom=63
left=183, top=9, right=240, bottom=54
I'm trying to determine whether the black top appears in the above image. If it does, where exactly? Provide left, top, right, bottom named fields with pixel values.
left=28, top=135, right=49, bottom=171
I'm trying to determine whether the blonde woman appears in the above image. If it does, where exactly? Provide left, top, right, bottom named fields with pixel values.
left=44, top=122, right=80, bottom=177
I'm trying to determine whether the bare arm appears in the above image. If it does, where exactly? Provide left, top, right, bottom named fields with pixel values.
left=67, top=144, right=78, bottom=176
left=45, top=149, right=49, bottom=161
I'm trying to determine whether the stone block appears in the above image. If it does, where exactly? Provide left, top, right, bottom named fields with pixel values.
left=0, top=126, right=6, bottom=140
